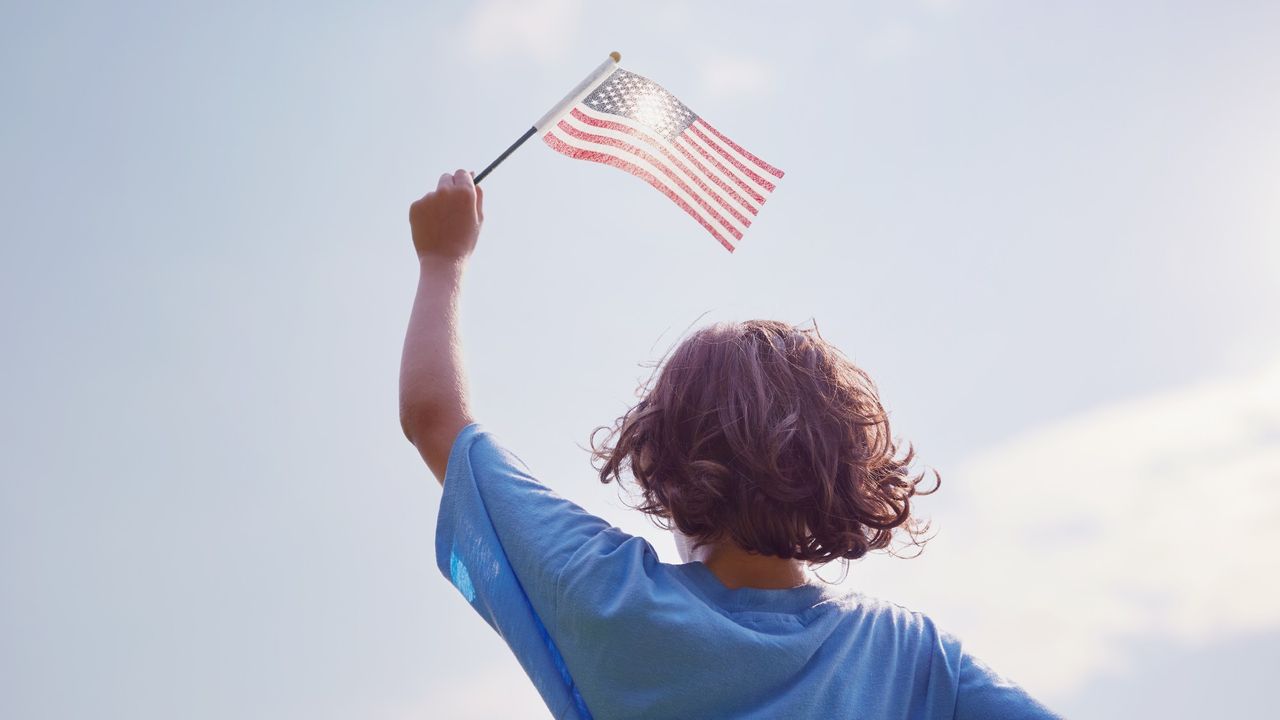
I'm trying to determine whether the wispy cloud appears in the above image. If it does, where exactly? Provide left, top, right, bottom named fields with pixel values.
left=847, top=358, right=1280, bottom=698
left=857, top=22, right=922, bottom=64
left=851, top=0, right=964, bottom=64
left=460, top=0, right=583, bottom=64
left=698, top=54, right=778, bottom=102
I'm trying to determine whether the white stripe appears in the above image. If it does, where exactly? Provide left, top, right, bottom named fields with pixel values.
left=547, top=123, right=742, bottom=244
left=680, top=128, right=774, bottom=199
left=670, top=133, right=757, bottom=212
left=568, top=105, right=752, bottom=219
left=675, top=133, right=766, bottom=214
left=560, top=107, right=747, bottom=230
left=573, top=103, right=757, bottom=215
left=673, top=134, right=767, bottom=211
left=551, top=120, right=744, bottom=242
left=692, top=119, right=780, bottom=181
left=680, top=128, right=774, bottom=198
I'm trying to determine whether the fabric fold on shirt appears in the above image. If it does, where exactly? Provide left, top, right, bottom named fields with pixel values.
left=434, top=422, right=594, bottom=720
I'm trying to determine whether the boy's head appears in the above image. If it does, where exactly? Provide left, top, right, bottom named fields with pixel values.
left=591, top=320, right=939, bottom=565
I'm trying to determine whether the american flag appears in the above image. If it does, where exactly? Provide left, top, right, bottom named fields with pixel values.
left=542, top=68, right=784, bottom=253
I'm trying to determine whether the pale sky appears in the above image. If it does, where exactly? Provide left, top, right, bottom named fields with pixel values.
left=2, top=1, right=1278, bottom=718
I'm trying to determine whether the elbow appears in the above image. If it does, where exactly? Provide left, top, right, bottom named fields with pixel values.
left=399, top=400, right=469, bottom=482
left=400, top=398, right=466, bottom=447
left=399, top=400, right=435, bottom=446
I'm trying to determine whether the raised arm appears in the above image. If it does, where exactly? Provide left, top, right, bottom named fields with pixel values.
left=399, top=169, right=484, bottom=483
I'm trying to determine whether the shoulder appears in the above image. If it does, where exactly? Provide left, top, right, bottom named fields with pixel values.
left=838, top=590, right=944, bottom=630
left=559, top=530, right=660, bottom=595
left=825, top=590, right=963, bottom=657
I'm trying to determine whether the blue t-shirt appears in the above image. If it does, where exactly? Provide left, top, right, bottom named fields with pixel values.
left=435, top=423, right=1060, bottom=720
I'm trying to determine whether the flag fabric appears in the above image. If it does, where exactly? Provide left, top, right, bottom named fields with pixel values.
left=542, top=67, right=784, bottom=252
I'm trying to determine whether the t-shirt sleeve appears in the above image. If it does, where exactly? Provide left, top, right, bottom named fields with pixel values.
left=951, top=643, right=1063, bottom=720
left=433, top=422, right=618, bottom=719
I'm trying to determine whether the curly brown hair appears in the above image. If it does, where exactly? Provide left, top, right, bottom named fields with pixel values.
left=589, top=319, right=940, bottom=566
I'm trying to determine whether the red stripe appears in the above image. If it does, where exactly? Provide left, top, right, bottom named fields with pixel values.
left=675, top=132, right=767, bottom=205
left=569, top=108, right=755, bottom=225
left=696, top=119, right=785, bottom=178
left=656, top=126, right=759, bottom=216
left=542, top=131, right=736, bottom=253
left=555, top=119, right=743, bottom=241
left=687, top=124, right=776, bottom=192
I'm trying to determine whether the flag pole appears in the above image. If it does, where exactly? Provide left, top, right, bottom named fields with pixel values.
left=473, top=51, right=621, bottom=185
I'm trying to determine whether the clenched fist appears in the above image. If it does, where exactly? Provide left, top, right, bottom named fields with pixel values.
left=409, top=169, right=485, bottom=261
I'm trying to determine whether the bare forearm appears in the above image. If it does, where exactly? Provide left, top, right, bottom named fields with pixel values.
left=401, top=168, right=484, bottom=483
left=399, top=256, right=473, bottom=481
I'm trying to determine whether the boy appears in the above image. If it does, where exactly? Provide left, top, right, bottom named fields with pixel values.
left=400, top=169, right=1060, bottom=719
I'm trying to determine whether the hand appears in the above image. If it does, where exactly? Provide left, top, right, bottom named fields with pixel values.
left=409, top=169, right=485, bottom=261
